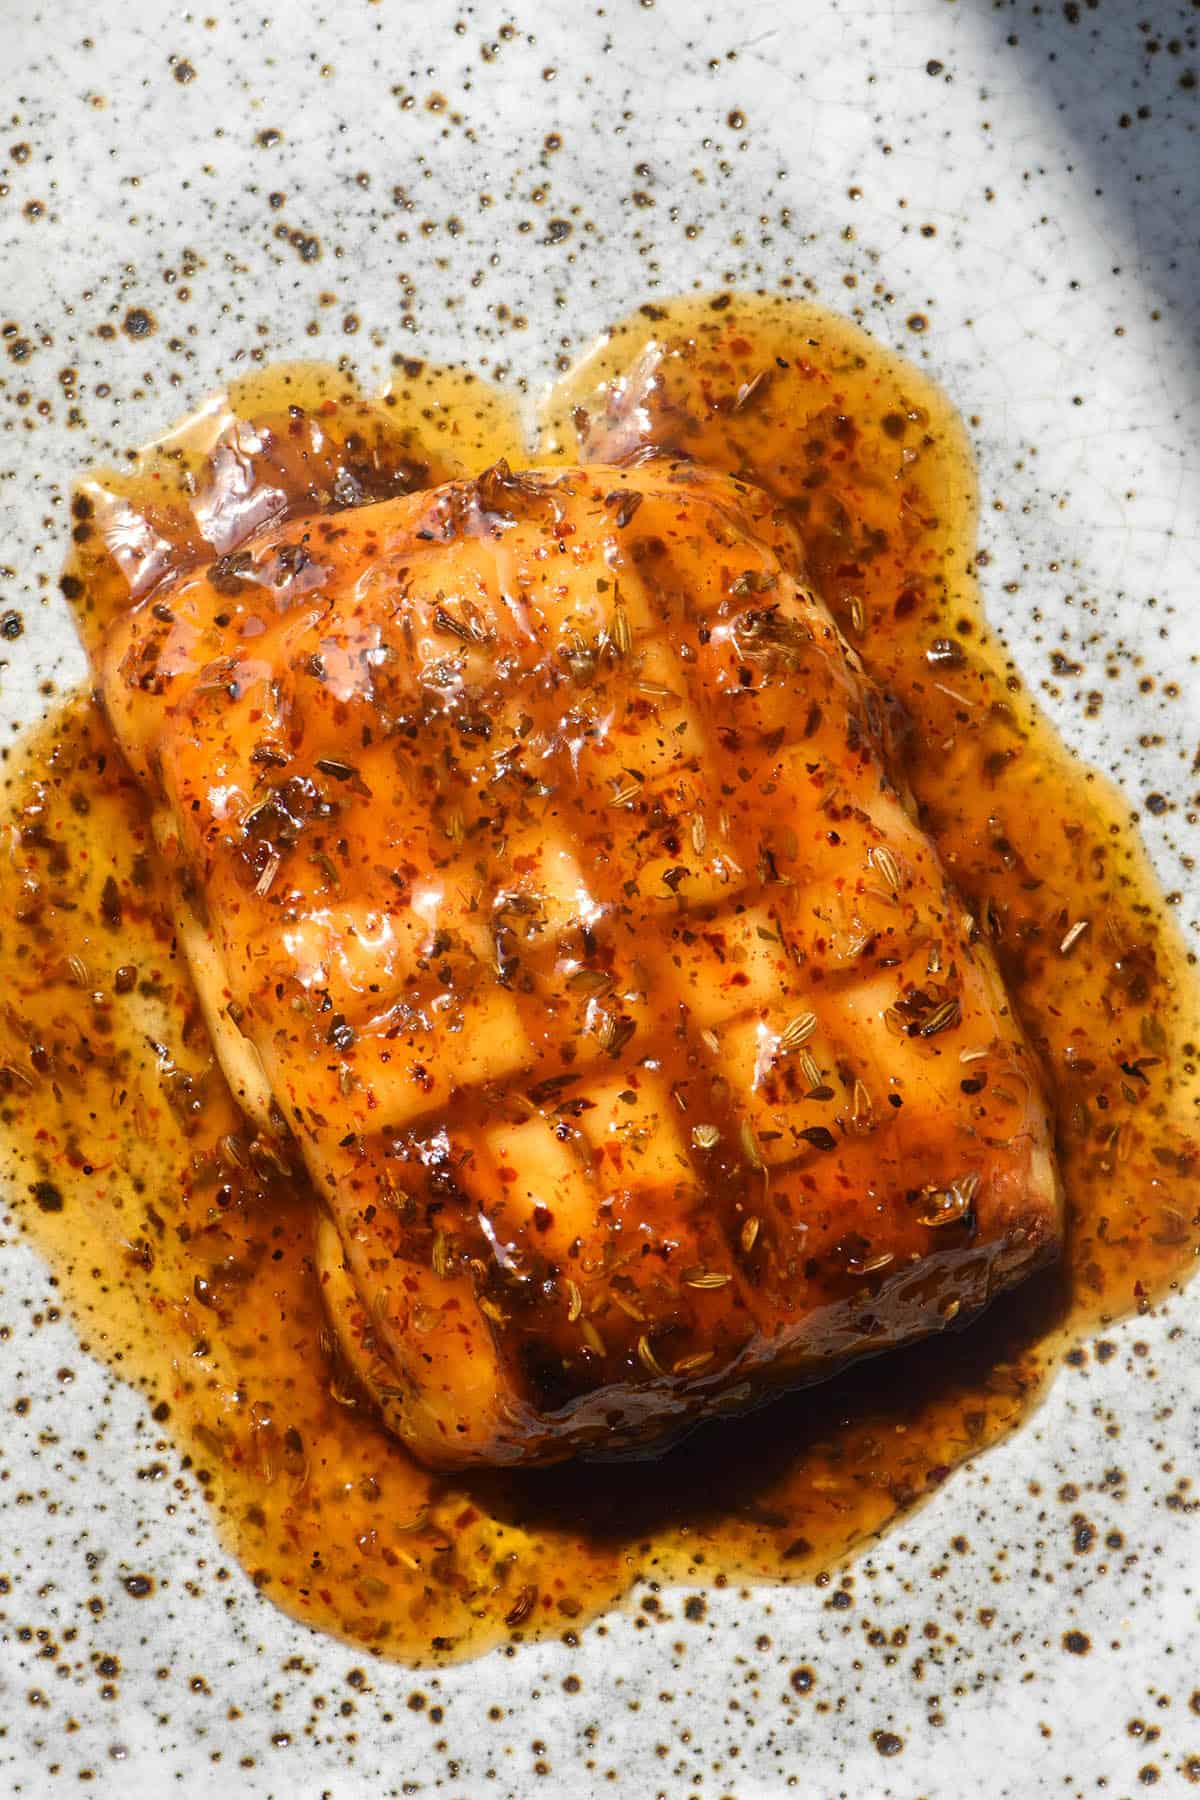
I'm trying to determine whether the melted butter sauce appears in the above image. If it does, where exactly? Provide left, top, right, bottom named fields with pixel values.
left=3, top=294, right=1197, bottom=1663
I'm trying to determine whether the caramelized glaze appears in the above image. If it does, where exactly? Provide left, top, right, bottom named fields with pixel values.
left=2, top=294, right=1196, bottom=1662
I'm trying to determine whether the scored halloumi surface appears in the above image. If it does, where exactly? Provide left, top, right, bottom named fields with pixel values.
left=97, top=459, right=1061, bottom=1468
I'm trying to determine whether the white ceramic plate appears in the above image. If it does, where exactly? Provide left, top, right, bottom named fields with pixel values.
left=3, top=2, right=1198, bottom=1793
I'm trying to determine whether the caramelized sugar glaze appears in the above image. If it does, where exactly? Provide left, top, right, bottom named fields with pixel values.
left=2, top=295, right=1196, bottom=1661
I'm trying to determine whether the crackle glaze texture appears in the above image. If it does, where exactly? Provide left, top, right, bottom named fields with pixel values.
left=1, top=3, right=1198, bottom=1797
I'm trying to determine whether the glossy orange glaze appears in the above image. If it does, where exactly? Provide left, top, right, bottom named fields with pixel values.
left=96, top=449, right=1060, bottom=1471
left=2, top=295, right=1196, bottom=1662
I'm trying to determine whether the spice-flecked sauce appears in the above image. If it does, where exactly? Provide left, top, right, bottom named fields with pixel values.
left=2, top=294, right=1196, bottom=1664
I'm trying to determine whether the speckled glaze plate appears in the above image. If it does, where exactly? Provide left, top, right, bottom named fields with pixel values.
left=3, top=2, right=1199, bottom=1794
